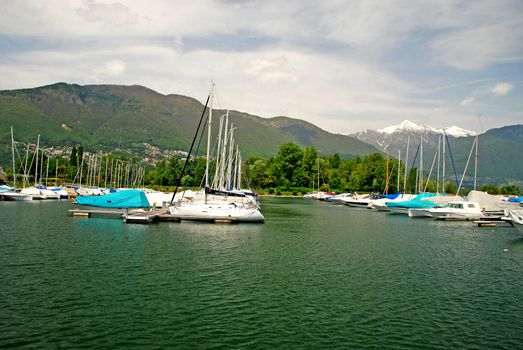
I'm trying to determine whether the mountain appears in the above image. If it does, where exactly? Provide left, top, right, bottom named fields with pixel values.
left=376, top=120, right=476, bottom=137
left=450, top=125, right=523, bottom=185
left=351, top=120, right=522, bottom=185
left=0, top=83, right=378, bottom=164
left=352, top=119, right=476, bottom=152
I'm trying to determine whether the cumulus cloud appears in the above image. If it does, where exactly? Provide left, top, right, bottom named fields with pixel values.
left=0, top=0, right=522, bottom=133
left=460, top=97, right=475, bottom=106
left=244, top=56, right=299, bottom=83
left=103, top=59, right=126, bottom=75
left=490, top=82, right=514, bottom=96
left=77, top=1, right=139, bottom=26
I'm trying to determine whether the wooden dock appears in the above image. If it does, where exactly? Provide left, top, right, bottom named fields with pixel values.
left=69, top=209, right=125, bottom=218
left=475, top=220, right=497, bottom=227
left=474, top=215, right=512, bottom=227
left=124, top=209, right=180, bottom=223
left=70, top=208, right=181, bottom=224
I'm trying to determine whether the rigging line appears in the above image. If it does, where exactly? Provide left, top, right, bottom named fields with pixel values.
left=407, top=143, right=421, bottom=193
left=444, top=131, right=460, bottom=190
left=423, top=145, right=439, bottom=193
left=456, top=136, right=477, bottom=196
left=184, top=112, right=213, bottom=195
left=170, top=93, right=211, bottom=204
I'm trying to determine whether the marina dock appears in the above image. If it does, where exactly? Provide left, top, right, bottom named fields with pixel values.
left=69, top=208, right=181, bottom=223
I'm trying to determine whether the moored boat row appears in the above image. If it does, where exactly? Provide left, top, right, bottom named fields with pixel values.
left=304, top=189, right=523, bottom=229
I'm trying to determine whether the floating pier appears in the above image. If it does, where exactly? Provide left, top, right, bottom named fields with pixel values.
left=69, top=208, right=180, bottom=224
left=475, top=220, right=497, bottom=227
left=69, top=209, right=125, bottom=218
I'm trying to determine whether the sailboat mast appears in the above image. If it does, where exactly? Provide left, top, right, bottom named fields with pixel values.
left=213, top=113, right=224, bottom=188
left=39, top=150, right=44, bottom=186
left=436, top=135, right=441, bottom=194
left=419, top=135, right=423, bottom=193
left=474, top=135, right=478, bottom=190
left=10, top=127, right=16, bottom=189
left=317, top=158, right=320, bottom=192
left=219, top=115, right=229, bottom=190
left=442, top=133, right=446, bottom=193
left=397, top=149, right=401, bottom=193
left=34, top=135, right=40, bottom=185
left=205, top=83, right=214, bottom=189
left=237, top=150, right=241, bottom=190
left=23, top=143, right=30, bottom=187
left=385, top=147, right=389, bottom=194
left=226, top=127, right=235, bottom=190
left=403, top=136, right=409, bottom=193
left=45, top=155, right=49, bottom=187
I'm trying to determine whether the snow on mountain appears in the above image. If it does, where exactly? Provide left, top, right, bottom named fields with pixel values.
left=376, top=120, right=476, bottom=137
left=444, top=126, right=477, bottom=137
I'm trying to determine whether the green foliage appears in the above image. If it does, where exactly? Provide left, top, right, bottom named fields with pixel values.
left=480, top=183, right=521, bottom=195
left=480, top=183, right=500, bottom=195
left=501, top=184, right=520, bottom=195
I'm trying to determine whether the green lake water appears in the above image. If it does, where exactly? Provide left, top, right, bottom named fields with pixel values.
left=1, top=198, right=522, bottom=349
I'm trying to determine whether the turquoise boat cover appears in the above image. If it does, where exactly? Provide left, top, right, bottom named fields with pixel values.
left=76, top=190, right=149, bottom=208
left=386, top=192, right=441, bottom=209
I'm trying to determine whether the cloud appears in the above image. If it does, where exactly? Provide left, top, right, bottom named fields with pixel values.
left=244, top=56, right=299, bottom=83
left=460, top=97, right=475, bottom=106
left=103, top=59, right=126, bottom=75
left=77, top=1, right=139, bottom=26
left=0, top=0, right=522, bottom=134
left=490, top=82, right=514, bottom=96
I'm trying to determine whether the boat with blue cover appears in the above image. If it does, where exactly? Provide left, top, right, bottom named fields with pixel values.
left=75, top=189, right=150, bottom=208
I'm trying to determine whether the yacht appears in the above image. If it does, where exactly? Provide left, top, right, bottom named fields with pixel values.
left=429, top=201, right=483, bottom=220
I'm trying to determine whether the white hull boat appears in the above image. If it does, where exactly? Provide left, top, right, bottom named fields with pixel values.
left=507, top=209, right=523, bottom=233
left=430, top=201, right=483, bottom=220
left=20, top=187, right=46, bottom=200
left=408, top=208, right=433, bottom=218
left=169, top=200, right=264, bottom=223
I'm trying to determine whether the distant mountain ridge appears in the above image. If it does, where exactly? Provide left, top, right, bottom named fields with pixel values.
left=351, top=121, right=522, bottom=185
left=377, top=120, right=477, bottom=137
left=0, top=82, right=378, bottom=164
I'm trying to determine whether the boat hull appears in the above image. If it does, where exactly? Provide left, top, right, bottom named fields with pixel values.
left=408, top=209, right=433, bottom=218
left=507, top=210, right=523, bottom=233
left=169, top=201, right=264, bottom=223
left=430, top=211, right=483, bottom=220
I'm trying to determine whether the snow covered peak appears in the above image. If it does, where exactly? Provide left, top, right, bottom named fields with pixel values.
left=378, top=120, right=432, bottom=134
left=444, top=126, right=477, bottom=137
left=377, top=120, right=476, bottom=137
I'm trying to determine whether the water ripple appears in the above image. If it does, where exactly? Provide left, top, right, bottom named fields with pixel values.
left=0, top=200, right=522, bottom=348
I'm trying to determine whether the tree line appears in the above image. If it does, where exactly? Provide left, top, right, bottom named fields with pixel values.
left=2, top=142, right=520, bottom=196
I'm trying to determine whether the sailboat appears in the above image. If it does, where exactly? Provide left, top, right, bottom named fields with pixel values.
left=168, top=84, right=264, bottom=223
left=2, top=127, right=33, bottom=201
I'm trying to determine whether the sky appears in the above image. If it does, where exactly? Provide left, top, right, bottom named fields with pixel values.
left=0, top=0, right=522, bottom=134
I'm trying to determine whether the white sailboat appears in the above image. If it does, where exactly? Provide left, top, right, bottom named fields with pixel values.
left=168, top=84, right=264, bottom=223
left=3, top=127, right=33, bottom=201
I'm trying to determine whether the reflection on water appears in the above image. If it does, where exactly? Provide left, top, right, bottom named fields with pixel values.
left=0, top=199, right=522, bottom=349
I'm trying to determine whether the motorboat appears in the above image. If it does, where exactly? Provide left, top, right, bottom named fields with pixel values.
left=385, top=193, right=441, bottom=214
left=429, top=201, right=483, bottom=220
left=342, top=194, right=372, bottom=207
left=408, top=208, right=433, bottom=218
left=506, top=209, right=523, bottom=233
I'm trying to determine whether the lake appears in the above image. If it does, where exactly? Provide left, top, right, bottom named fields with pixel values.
left=1, top=198, right=522, bottom=349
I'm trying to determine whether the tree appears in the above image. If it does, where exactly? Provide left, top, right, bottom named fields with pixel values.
left=69, top=147, right=77, bottom=166
left=273, top=143, right=303, bottom=187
